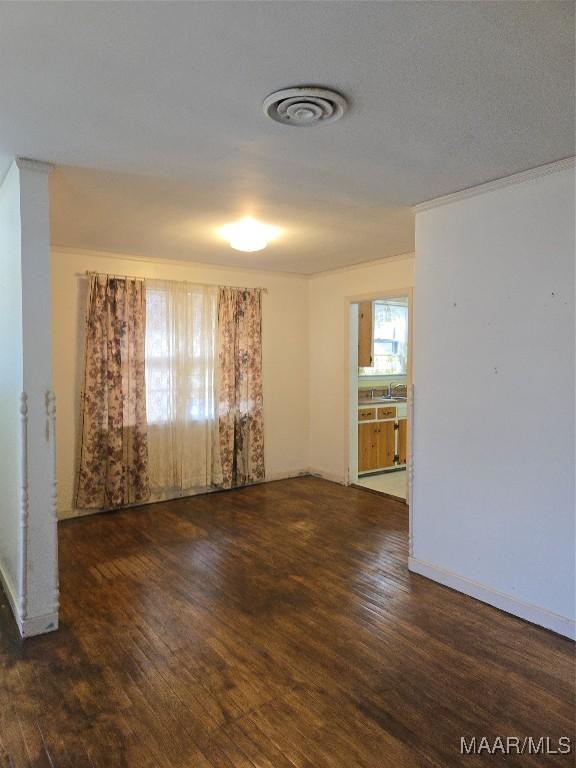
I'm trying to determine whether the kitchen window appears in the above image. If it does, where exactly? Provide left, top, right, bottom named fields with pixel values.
left=358, top=299, right=408, bottom=376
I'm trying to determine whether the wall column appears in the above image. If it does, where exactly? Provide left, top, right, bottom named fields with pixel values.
left=0, top=157, right=58, bottom=637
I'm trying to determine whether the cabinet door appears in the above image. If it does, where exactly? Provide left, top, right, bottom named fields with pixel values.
left=358, top=422, right=378, bottom=471
left=375, top=421, right=395, bottom=467
left=397, top=419, right=407, bottom=464
left=358, top=301, right=373, bottom=367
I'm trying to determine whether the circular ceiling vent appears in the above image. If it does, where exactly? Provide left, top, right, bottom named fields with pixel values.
left=263, top=87, right=348, bottom=127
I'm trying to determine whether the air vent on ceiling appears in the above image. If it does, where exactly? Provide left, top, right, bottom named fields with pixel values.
left=263, top=87, right=348, bottom=127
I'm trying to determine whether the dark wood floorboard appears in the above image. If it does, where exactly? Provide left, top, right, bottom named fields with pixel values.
left=0, top=477, right=573, bottom=767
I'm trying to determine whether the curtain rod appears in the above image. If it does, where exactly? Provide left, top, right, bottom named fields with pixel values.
left=79, top=270, right=268, bottom=293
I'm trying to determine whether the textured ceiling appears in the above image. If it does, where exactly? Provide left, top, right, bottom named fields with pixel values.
left=1, top=1, right=573, bottom=273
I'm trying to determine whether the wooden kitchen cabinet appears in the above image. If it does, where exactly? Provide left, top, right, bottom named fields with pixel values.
left=358, top=301, right=372, bottom=367
left=397, top=418, right=407, bottom=465
left=358, top=407, right=376, bottom=422
left=358, top=423, right=379, bottom=471
left=358, top=420, right=395, bottom=471
left=376, top=421, right=395, bottom=467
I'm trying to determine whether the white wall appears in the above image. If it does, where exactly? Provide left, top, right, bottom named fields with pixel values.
left=308, top=255, right=414, bottom=482
left=411, top=164, right=575, bottom=638
left=51, top=248, right=310, bottom=517
left=0, top=163, right=25, bottom=616
left=0, top=159, right=58, bottom=637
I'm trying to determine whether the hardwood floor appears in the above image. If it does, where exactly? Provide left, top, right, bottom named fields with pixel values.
left=0, top=477, right=573, bottom=767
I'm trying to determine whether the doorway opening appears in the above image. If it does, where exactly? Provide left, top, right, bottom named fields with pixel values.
left=348, top=292, right=412, bottom=503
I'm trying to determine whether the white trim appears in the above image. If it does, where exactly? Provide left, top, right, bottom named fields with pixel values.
left=346, top=287, right=413, bottom=511
left=51, top=246, right=308, bottom=280
left=413, top=157, right=576, bottom=213
left=347, top=303, right=359, bottom=484
left=58, top=506, right=101, bottom=521
left=408, top=557, right=575, bottom=640
left=0, top=566, right=20, bottom=629
left=406, top=383, right=414, bottom=527
left=308, top=468, right=348, bottom=485
left=264, top=470, right=311, bottom=482
left=15, top=157, right=54, bottom=174
left=58, top=470, right=312, bottom=520
left=19, top=392, right=29, bottom=619
left=51, top=246, right=416, bottom=280
left=0, top=567, right=57, bottom=637
left=46, top=390, right=60, bottom=612
left=0, top=392, right=60, bottom=638
left=307, top=251, right=415, bottom=279
left=20, top=612, right=58, bottom=638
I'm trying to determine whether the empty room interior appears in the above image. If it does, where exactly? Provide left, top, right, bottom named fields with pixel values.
left=0, top=2, right=574, bottom=766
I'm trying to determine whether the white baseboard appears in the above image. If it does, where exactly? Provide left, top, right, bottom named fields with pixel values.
left=307, top=468, right=348, bottom=485
left=58, top=505, right=100, bottom=520
left=0, top=564, right=20, bottom=628
left=58, top=469, right=312, bottom=520
left=0, top=563, right=58, bottom=638
left=261, top=469, right=311, bottom=483
left=20, top=611, right=58, bottom=638
left=409, top=557, right=575, bottom=640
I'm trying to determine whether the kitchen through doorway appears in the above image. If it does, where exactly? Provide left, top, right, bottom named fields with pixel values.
left=348, top=292, right=412, bottom=503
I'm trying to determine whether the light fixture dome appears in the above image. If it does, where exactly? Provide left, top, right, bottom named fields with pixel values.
left=218, top=217, right=278, bottom=252
left=263, top=86, right=348, bottom=127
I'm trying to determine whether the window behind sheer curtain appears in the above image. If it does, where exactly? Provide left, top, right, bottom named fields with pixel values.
left=144, top=281, right=221, bottom=496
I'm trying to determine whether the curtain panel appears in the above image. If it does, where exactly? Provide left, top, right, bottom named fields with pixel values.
left=218, top=287, right=265, bottom=488
left=75, top=275, right=150, bottom=509
left=145, top=280, right=221, bottom=497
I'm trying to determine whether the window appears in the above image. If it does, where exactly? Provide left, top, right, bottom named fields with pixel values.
left=145, top=283, right=217, bottom=425
left=359, top=299, right=408, bottom=376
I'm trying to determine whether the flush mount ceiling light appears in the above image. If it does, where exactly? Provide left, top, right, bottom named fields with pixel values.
left=218, top=217, right=279, bottom=252
left=263, top=86, right=348, bottom=127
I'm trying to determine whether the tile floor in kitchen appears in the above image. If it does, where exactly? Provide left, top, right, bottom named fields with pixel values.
left=355, top=469, right=407, bottom=500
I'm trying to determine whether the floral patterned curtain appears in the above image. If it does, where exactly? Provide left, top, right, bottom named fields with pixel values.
left=75, top=275, right=150, bottom=509
left=217, top=287, right=264, bottom=488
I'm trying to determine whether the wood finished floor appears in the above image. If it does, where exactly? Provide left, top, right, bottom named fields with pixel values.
left=0, top=477, right=574, bottom=767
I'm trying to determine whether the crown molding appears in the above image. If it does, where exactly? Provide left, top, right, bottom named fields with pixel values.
left=15, top=157, right=54, bottom=174
left=50, top=245, right=309, bottom=279
left=51, top=244, right=417, bottom=280
left=308, top=250, right=415, bottom=279
left=413, top=157, right=575, bottom=214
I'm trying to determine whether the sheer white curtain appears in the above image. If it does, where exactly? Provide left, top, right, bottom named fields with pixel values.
left=145, top=280, right=222, bottom=498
